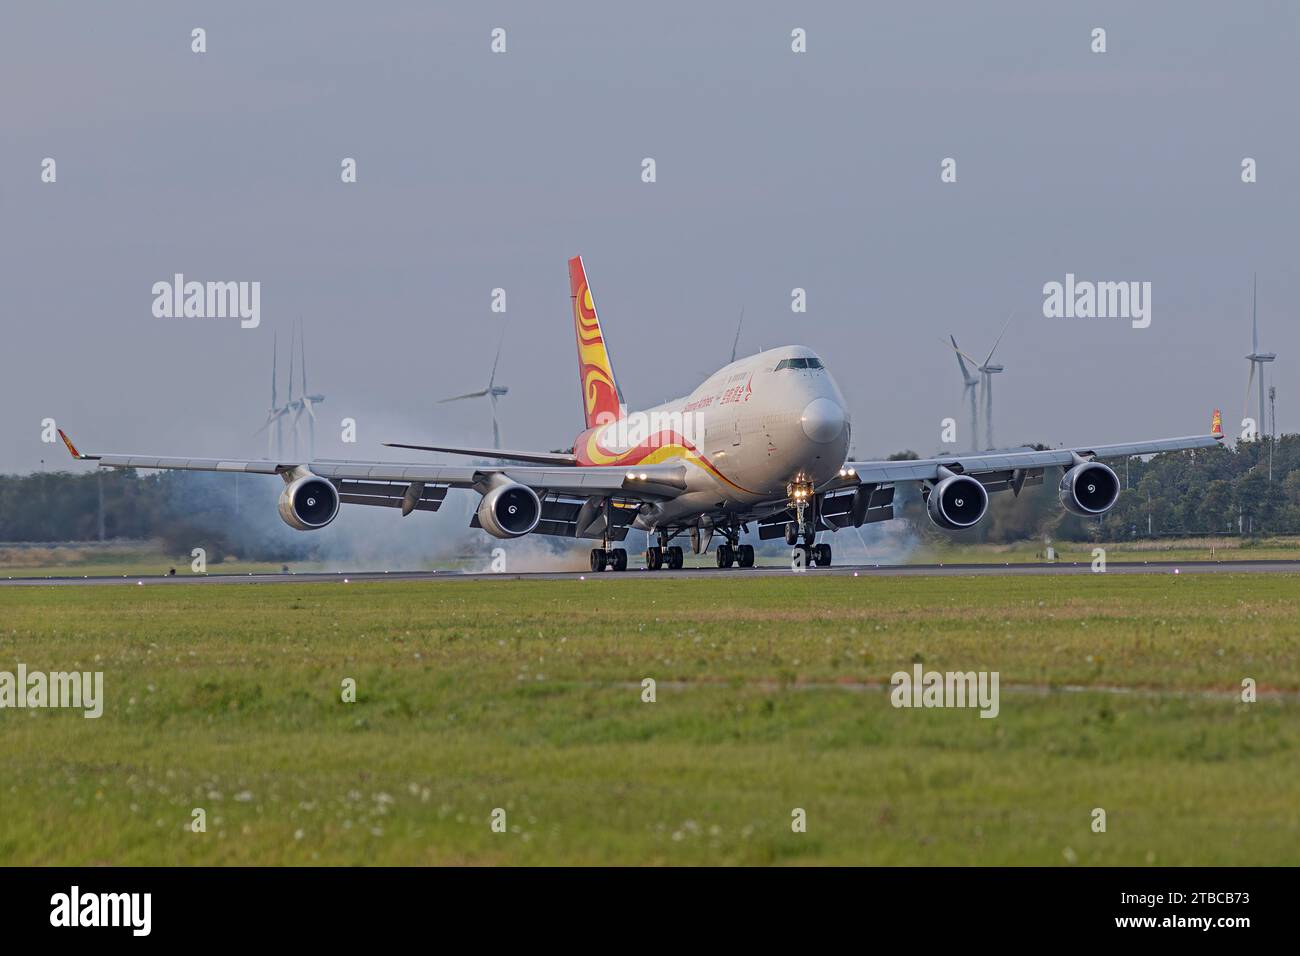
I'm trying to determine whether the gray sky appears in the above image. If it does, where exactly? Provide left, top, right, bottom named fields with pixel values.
left=3, top=1, right=1297, bottom=473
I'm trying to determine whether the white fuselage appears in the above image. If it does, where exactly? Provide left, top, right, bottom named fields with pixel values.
left=583, top=346, right=851, bottom=529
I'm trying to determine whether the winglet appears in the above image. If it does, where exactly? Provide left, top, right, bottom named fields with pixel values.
left=1210, top=409, right=1223, bottom=438
left=57, top=429, right=86, bottom=459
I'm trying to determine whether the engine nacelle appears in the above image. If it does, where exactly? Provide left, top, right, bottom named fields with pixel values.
left=1059, top=461, right=1120, bottom=516
left=476, top=481, right=541, bottom=538
left=277, top=473, right=340, bottom=530
left=926, top=473, right=988, bottom=530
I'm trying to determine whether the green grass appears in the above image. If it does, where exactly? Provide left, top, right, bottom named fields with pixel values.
left=1, top=574, right=1297, bottom=865
left=0, top=542, right=514, bottom=578
left=918, top=535, right=1300, bottom=565
left=0, top=542, right=287, bottom=579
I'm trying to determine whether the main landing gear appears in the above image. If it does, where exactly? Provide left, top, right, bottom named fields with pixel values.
left=711, top=523, right=755, bottom=569
left=589, top=546, right=628, bottom=572
left=791, top=542, right=832, bottom=568
left=644, top=544, right=684, bottom=571
left=644, top=527, right=757, bottom=570
left=714, top=539, right=755, bottom=568
left=644, top=529, right=685, bottom=571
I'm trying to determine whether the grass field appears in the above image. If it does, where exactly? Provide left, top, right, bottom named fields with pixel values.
left=1, top=573, right=1297, bottom=865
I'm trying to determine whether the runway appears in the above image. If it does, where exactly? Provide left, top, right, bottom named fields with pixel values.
left=4, top=559, right=1300, bottom=587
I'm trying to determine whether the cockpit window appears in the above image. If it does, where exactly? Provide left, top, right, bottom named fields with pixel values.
left=774, top=357, right=824, bottom=370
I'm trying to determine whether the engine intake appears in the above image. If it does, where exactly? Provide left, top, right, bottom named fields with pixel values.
left=278, top=474, right=340, bottom=530
left=477, top=481, right=541, bottom=538
left=1059, top=461, right=1120, bottom=516
left=926, top=473, right=988, bottom=530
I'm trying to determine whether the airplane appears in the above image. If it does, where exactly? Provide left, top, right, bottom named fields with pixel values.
left=58, top=256, right=1225, bottom=573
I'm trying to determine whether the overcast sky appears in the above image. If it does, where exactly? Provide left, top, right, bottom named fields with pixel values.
left=2, top=1, right=1297, bottom=473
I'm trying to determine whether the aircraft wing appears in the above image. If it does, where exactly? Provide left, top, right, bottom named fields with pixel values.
left=759, top=430, right=1226, bottom=539
left=839, top=433, right=1223, bottom=487
left=58, top=431, right=687, bottom=501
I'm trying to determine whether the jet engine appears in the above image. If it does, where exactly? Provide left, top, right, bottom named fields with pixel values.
left=476, top=481, right=541, bottom=538
left=1059, top=461, right=1120, bottom=516
left=278, top=473, right=340, bottom=530
left=926, top=473, right=988, bottom=530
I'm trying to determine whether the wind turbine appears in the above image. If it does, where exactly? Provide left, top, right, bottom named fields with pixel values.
left=290, top=320, right=325, bottom=460
left=1244, top=273, right=1275, bottom=441
left=439, top=328, right=509, bottom=448
left=947, top=314, right=1012, bottom=450
left=255, top=332, right=293, bottom=459
left=945, top=334, right=980, bottom=450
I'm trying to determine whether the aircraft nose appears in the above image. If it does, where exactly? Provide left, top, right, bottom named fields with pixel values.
left=800, top=397, right=846, bottom=443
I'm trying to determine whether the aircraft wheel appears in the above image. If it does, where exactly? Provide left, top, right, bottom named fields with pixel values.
left=737, top=544, right=755, bottom=568
left=611, top=548, right=628, bottom=572
left=590, top=548, right=607, bottom=572
left=784, top=523, right=798, bottom=546
left=716, top=544, right=735, bottom=568
left=813, top=543, right=832, bottom=567
left=645, top=546, right=663, bottom=570
left=666, top=546, right=684, bottom=570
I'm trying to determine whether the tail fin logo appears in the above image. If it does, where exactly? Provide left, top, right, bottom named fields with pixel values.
left=57, top=429, right=83, bottom=459
left=569, top=256, right=622, bottom=429
left=1211, top=408, right=1223, bottom=436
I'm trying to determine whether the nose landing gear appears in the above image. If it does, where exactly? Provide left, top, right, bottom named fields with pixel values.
left=784, top=479, right=833, bottom=567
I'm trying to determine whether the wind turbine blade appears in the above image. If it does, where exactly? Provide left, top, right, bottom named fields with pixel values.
left=299, top=317, right=309, bottom=394
left=730, top=307, right=745, bottom=364
left=1252, top=272, right=1258, bottom=353
left=287, top=323, right=297, bottom=405
left=490, top=393, right=501, bottom=449
left=256, top=407, right=291, bottom=435
left=983, top=313, right=1014, bottom=367
left=946, top=336, right=978, bottom=383
left=439, top=389, right=490, bottom=403
left=487, top=327, right=505, bottom=389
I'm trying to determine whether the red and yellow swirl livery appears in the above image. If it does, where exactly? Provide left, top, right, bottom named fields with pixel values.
left=570, top=256, right=622, bottom=429
left=574, top=425, right=759, bottom=496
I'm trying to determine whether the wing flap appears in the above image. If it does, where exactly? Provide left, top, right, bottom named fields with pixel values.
left=333, top=479, right=451, bottom=514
